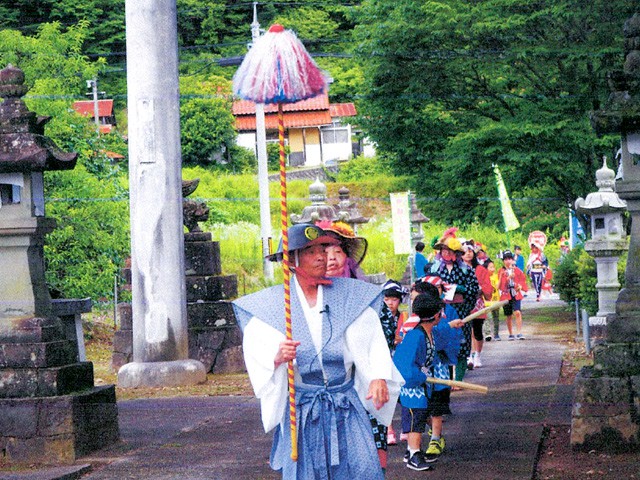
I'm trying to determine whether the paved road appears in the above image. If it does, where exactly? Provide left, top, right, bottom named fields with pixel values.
left=3, top=295, right=573, bottom=480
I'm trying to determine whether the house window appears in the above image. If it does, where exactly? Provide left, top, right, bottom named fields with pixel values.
left=321, top=126, right=349, bottom=144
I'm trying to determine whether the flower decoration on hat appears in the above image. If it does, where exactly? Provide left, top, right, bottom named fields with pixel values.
left=433, top=227, right=463, bottom=252
left=320, top=221, right=368, bottom=266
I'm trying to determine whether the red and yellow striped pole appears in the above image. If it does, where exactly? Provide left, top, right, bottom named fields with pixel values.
left=278, top=103, right=297, bottom=461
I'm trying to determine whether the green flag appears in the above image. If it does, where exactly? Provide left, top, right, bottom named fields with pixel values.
left=493, top=164, right=520, bottom=232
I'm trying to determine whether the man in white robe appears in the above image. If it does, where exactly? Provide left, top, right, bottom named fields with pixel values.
left=233, top=223, right=403, bottom=479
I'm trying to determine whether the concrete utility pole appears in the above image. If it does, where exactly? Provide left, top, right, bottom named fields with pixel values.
left=118, top=0, right=206, bottom=388
left=87, top=77, right=100, bottom=131
left=251, top=2, right=274, bottom=280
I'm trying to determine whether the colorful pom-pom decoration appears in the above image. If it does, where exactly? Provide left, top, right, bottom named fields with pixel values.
left=232, top=24, right=328, bottom=105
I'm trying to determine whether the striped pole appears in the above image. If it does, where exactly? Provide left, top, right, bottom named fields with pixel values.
left=278, top=103, right=297, bottom=461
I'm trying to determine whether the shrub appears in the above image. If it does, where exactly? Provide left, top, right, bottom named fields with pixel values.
left=45, top=164, right=129, bottom=301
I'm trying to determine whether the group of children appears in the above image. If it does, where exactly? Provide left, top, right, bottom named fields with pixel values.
left=381, top=242, right=531, bottom=471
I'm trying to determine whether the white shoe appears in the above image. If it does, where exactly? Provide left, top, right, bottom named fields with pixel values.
left=467, top=353, right=475, bottom=369
left=473, top=353, right=482, bottom=368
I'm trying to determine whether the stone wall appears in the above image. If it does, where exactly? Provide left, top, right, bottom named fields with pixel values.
left=112, top=233, right=244, bottom=374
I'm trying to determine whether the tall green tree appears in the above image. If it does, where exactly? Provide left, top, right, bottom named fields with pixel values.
left=354, top=0, right=634, bottom=229
left=179, top=75, right=253, bottom=171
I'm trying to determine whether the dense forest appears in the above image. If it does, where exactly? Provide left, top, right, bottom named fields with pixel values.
left=0, top=1, right=636, bottom=299
left=2, top=1, right=636, bottom=225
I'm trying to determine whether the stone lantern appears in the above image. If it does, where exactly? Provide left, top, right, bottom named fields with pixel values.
left=334, top=186, right=369, bottom=234
left=290, top=177, right=345, bottom=225
left=0, top=65, right=118, bottom=465
left=409, top=193, right=429, bottom=243
left=575, top=157, right=628, bottom=320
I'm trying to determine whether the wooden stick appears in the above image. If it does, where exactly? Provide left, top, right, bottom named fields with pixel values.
left=460, top=300, right=509, bottom=324
left=426, top=377, right=488, bottom=394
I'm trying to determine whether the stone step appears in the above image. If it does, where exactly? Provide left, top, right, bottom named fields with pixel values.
left=0, top=362, right=94, bottom=398
left=0, top=317, right=65, bottom=343
left=0, top=340, right=78, bottom=368
left=0, top=385, right=119, bottom=465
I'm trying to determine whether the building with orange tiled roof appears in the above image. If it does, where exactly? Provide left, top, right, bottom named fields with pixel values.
left=72, top=99, right=117, bottom=134
left=232, top=93, right=360, bottom=167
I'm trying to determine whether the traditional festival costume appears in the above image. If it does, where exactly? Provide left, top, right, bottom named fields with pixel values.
left=233, top=277, right=403, bottom=479
left=526, top=251, right=548, bottom=300
left=428, top=259, right=479, bottom=358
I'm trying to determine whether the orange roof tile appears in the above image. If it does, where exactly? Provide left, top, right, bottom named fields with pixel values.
left=233, top=94, right=330, bottom=115
left=73, top=99, right=114, bottom=118
left=329, top=103, right=357, bottom=117
left=236, top=111, right=332, bottom=131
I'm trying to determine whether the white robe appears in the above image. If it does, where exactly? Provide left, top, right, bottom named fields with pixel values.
left=242, top=281, right=403, bottom=433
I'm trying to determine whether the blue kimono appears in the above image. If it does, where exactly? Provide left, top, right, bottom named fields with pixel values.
left=393, top=325, right=435, bottom=409
left=233, top=277, right=402, bottom=479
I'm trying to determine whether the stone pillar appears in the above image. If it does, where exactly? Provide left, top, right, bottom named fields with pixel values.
left=118, top=0, right=206, bottom=387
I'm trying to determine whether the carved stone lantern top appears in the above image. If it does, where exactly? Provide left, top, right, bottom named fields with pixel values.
left=291, top=177, right=345, bottom=225
left=575, top=157, right=628, bottom=215
left=0, top=64, right=77, bottom=173
left=335, top=186, right=369, bottom=226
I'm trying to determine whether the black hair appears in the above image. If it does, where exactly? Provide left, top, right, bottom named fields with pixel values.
left=415, top=241, right=425, bottom=252
left=412, top=290, right=444, bottom=321
left=412, top=280, right=440, bottom=294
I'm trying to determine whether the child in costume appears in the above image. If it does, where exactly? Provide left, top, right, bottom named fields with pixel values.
left=427, top=228, right=479, bottom=381
left=526, top=242, right=549, bottom=302
left=498, top=250, right=529, bottom=340
left=484, top=260, right=502, bottom=341
left=381, top=279, right=408, bottom=445
left=394, top=287, right=464, bottom=471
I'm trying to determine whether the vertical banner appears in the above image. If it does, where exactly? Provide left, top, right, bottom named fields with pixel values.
left=390, top=192, right=411, bottom=254
left=493, top=164, right=520, bottom=232
left=569, top=209, right=585, bottom=249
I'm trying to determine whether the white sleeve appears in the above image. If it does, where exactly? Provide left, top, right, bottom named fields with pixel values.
left=242, top=316, right=289, bottom=433
left=345, top=306, right=404, bottom=426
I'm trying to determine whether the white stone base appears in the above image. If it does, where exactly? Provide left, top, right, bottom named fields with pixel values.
left=589, top=316, right=608, bottom=326
left=117, top=359, right=207, bottom=388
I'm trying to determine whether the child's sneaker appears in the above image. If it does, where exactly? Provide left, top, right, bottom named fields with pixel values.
left=403, top=450, right=410, bottom=463
left=429, top=435, right=445, bottom=452
left=508, top=334, right=516, bottom=340
left=467, top=353, right=475, bottom=370
left=407, top=451, right=432, bottom=471
left=473, top=353, right=483, bottom=368
left=494, top=335, right=502, bottom=341
left=517, top=333, right=525, bottom=340
left=424, top=439, right=443, bottom=463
